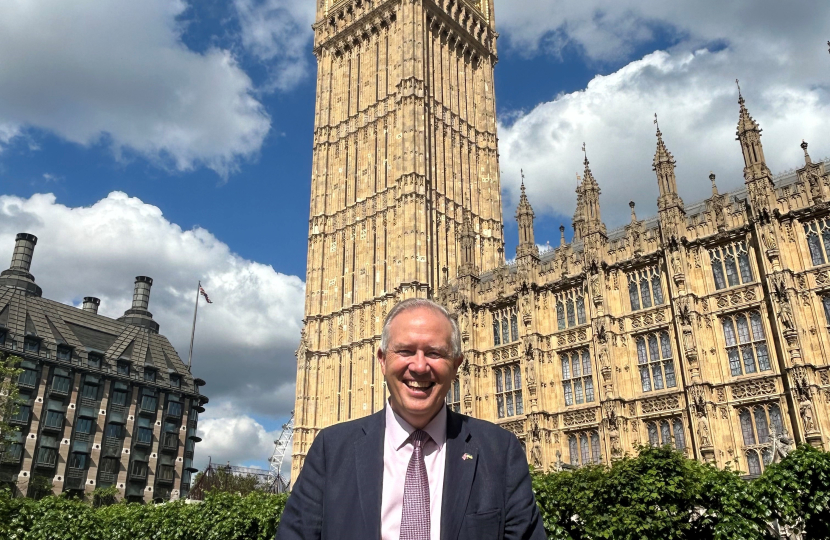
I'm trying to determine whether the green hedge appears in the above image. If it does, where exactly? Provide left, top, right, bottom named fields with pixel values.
left=1, top=445, right=828, bottom=539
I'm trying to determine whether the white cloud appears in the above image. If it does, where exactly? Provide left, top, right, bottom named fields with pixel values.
left=0, top=192, right=305, bottom=466
left=496, top=0, right=830, bottom=228
left=0, top=0, right=271, bottom=176
left=233, top=0, right=316, bottom=92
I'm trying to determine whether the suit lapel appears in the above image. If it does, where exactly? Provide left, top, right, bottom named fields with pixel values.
left=355, top=410, right=385, bottom=539
left=441, top=410, right=477, bottom=540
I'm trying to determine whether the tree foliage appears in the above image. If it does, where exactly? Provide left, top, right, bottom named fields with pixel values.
left=0, top=354, right=23, bottom=450
left=191, top=466, right=270, bottom=497
left=0, top=445, right=827, bottom=539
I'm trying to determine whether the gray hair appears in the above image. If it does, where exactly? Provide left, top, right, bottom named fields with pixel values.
left=380, top=298, right=462, bottom=360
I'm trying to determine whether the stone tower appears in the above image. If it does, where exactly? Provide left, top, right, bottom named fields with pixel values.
left=293, top=0, right=503, bottom=480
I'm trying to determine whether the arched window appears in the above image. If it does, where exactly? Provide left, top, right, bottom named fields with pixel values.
left=627, top=267, right=663, bottom=311
left=673, top=419, right=686, bottom=450
left=647, top=423, right=659, bottom=447
left=556, top=287, right=587, bottom=329
left=569, top=436, right=579, bottom=466
left=637, top=331, right=676, bottom=393
left=510, top=313, right=519, bottom=342
left=446, top=379, right=461, bottom=413
left=495, top=364, right=524, bottom=419
left=710, top=241, right=753, bottom=290
left=493, top=318, right=500, bottom=346
left=557, top=302, right=566, bottom=330
left=561, top=349, right=594, bottom=406
left=721, top=311, right=771, bottom=376
left=804, top=218, right=830, bottom=266
left=746, top=450, right=762, bottom=476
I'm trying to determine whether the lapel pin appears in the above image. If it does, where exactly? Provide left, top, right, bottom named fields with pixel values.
left=462, top=453, right=473, bottom=461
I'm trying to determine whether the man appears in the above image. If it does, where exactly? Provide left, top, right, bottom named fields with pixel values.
left=277, top=299, right=546, bottom=540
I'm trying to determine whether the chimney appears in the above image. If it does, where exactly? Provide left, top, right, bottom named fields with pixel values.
left=82, top=297, right=101, bottom=314
left=10, top=233, right=37, bottom=273
left=132, top=276, right=153, bottom=310
left=0, top=233, right=43, bottom=296
left=118, top=276, right=159, bottom=333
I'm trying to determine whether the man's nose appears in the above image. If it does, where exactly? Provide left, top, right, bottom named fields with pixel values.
left=409, top=351, right=430, bottom=374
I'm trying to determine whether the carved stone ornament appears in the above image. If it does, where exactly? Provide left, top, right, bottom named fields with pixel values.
left=731, top=379, right=776, bottom=400
left=641, top=394, right=681, bottom=414
left=800, top=400, right=817, bottom=433
left=671, top=251, right=683, bottom=276
left=563, top=409, right=596, bottom=427
left=697, top=416, right=713, bottom=448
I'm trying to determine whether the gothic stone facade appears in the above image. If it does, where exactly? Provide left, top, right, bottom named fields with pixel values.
left=294, top=0, right=503, bottom=480
left=434, top=102, right=830, bottom=475
left=0, top=234, right=207, bottom=502
left=294, top=0, right=830, bottom=480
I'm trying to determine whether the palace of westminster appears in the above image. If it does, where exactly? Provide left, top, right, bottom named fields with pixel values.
left=292, top=0, right=830, bottom=480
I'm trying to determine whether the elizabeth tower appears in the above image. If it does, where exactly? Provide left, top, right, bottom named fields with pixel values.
left=292, top=0, right=503, bottom=479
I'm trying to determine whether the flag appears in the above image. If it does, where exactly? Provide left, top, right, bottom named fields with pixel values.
left=199, top=286, right=213, bottom=304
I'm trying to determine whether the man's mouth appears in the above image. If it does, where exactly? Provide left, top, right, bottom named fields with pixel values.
left=404, top=380, right=435, bottom=390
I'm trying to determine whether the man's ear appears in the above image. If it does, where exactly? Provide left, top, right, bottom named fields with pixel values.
left=454, top=353, right=464, bottom=371
left=377, top=347, right=387, bottom=375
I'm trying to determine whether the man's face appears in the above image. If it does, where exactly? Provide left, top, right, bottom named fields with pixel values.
left=378, top=307, right=462, bottom=428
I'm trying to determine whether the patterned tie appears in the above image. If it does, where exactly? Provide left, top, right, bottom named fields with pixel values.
left=400, top=429, right=431, bottom=540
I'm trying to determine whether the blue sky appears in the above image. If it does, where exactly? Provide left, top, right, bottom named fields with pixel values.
left=0, top=0, right=828, bottom=469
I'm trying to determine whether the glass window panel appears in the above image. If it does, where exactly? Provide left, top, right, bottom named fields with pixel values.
left=736, top=315, right=751, bottom=344
left=807, top=231, right=826, bottom=266
left=723, top=319, right=738, bottom=347
left=740, top=410, right=756, bottom=445
left=497, top=395, right=505, bottom=419
left=510, top=313, right=519, bottom=342
left=502, top=318, right=509, bottom=344
left=76, top=418, right=93, bottom=434
left=70, top=452, right=88, bottom=469
left=822, top=224, right=830, bottom=263
left=506, top=393, right=514, bottom=417
left=648, top=423, right=659, bottom=446
left=569, top=437, right=578, bottom=465
left=580, top=434, right=590, bottom=465
left=769, top=405, right=784, bottom=435
left=493, top=318, right=501, bottom=346
left=749, top=311, right=765, bottom=340
left=591, top=432, right=601, bottom=463
left=652, top=364, right=665, bottom=390
left=660, top=332, right=672, bottom=359
left=673, top=420, right=686, bottom=450
left=454, top=379, right=460, bottom=402
left=564, top=382, right=573, bottom=406
left=762, top=447, right=773, bottom=466
left=572, top=353, right=582, bottom=378
left=738, top=249, right=753, bottom=283
left=574, top=380, right=584, bottom=404
left=661, top=420, right=672, bottom=445
left=664, top=361, right=677, bottom=388
left=640, top=277, right=652, bottom=309
left=742, top=347, right=757, bottom=374
left=505, top=369, right=513, bottom=392
left=515, top=392, right=523, bottom=415
left=823, top=297, right=830, bottom=325
left=754, top=408, right=770, bottom=444
left=111, top=390, right=128, bottom=407
left=561, top=356, right=571, bottom=380
left=557, top=303, right=565, bottom=330
left=637, top=338, right=648, bottom=364
left=629, top=280, right=641, bottom=311
left=582, top=351, right=592, bottom=376
left=567, top=300, right=575, bottom=327
left=577, top=296, right=586, bottom=325
left=584, top=378, right=594, bottom=402
left=746, top=451, right=762, bottom=476
left=105, top=423, right=123, bottom=439
left=495, top=370, right=503, bottom=393
left=52, top=375, right=71, bottom=394
left=44, top=411, right=64, bottom=429
left=725, top=252, right=739, bottom=287
left=728, top=349, right=743, bottom=376
left=652, top=274, right=664, bottom=305
left=81, top=384, right=97, bottom=400
left=640, top=367, right=652, bottom=392
left=513, top=365, right=522, bottom=390
left=712, top=255, right=727, bottom=290
left=648, top=335, right=660, bottom=362
left=756, top=344, right=771, bottom=372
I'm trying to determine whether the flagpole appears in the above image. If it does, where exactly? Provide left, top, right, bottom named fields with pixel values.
left=187, top=280, right=200, bottom=371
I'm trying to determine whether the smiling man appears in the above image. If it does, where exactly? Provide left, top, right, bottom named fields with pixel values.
left=277, top=298, right=546, bottom=540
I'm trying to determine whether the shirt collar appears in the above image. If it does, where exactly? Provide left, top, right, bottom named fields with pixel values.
left=385, top=399, right=447, bottom=451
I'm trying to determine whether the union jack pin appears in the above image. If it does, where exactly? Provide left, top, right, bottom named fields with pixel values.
left=462, top=453, right=473, bottom=461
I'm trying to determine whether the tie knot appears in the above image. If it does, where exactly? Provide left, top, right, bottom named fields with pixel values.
left=411, top=429, right=429, bottom=448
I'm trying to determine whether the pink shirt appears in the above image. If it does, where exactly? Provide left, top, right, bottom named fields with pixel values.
left=381, top=402, right=447, bottom=540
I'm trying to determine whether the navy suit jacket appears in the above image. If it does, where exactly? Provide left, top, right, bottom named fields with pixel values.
left=276, top=407, right=546, bottom=540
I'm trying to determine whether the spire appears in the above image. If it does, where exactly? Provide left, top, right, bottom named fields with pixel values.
left=653, top=114, right=683, bottom=211
left=515, top=170, right=539, bottom=259
left=735, top=80, right=769, bottom=176
left=573, top=144, right=605, bottom=241
left=736, top=79, right=760, bottom=136
left=629, top=201, right=637, bottom=223
left=710, top=172, right=719, bottom=195
left=559, top=225, right=566, bottom=247
left=802, top=140, right=812, bottom=165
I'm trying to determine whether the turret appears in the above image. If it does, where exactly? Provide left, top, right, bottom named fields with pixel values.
left=0, top=233, right=43, bottom=296
left=573, top=145, right=606, bottom=241
left=653, top=115, right=684, bottom=212
left=118, top=276, right=160, bottom=333
left=515, top=172, right=539, bottom=260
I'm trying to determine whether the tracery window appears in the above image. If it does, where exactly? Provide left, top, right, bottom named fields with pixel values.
left=636, top=331, right=677, bottom=392
left=738, top=403, right=784, bottom=475
left=627, top=267, right=664, bottom=311
left=446, top=378, right=461, bottom=413
left=561, top=349, right=594, bottom=406
left=804, top=217, right=830, bottom=266
left=495, top=364, right=523, bottom=419
left=556, top=287, right=587, bottom=330
left=822, top=295, right=830, bottom=326
left=710, top=241, right=753, bottom=290
left=492, top=306, right=519, bottom=346
left=646, top=418, right=686, bottom=450
left=568, top=431, right=602, bottom=466
left=721, top=311, right=771, bottom=377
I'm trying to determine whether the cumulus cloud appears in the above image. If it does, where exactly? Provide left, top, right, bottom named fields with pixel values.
left=233, top=0, right=316, bottom=92
left=0, top=192, right=305, bottom=466
left=496, top=0, right=830, bottom=228
left=0, top=0, right=271, bottom=176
